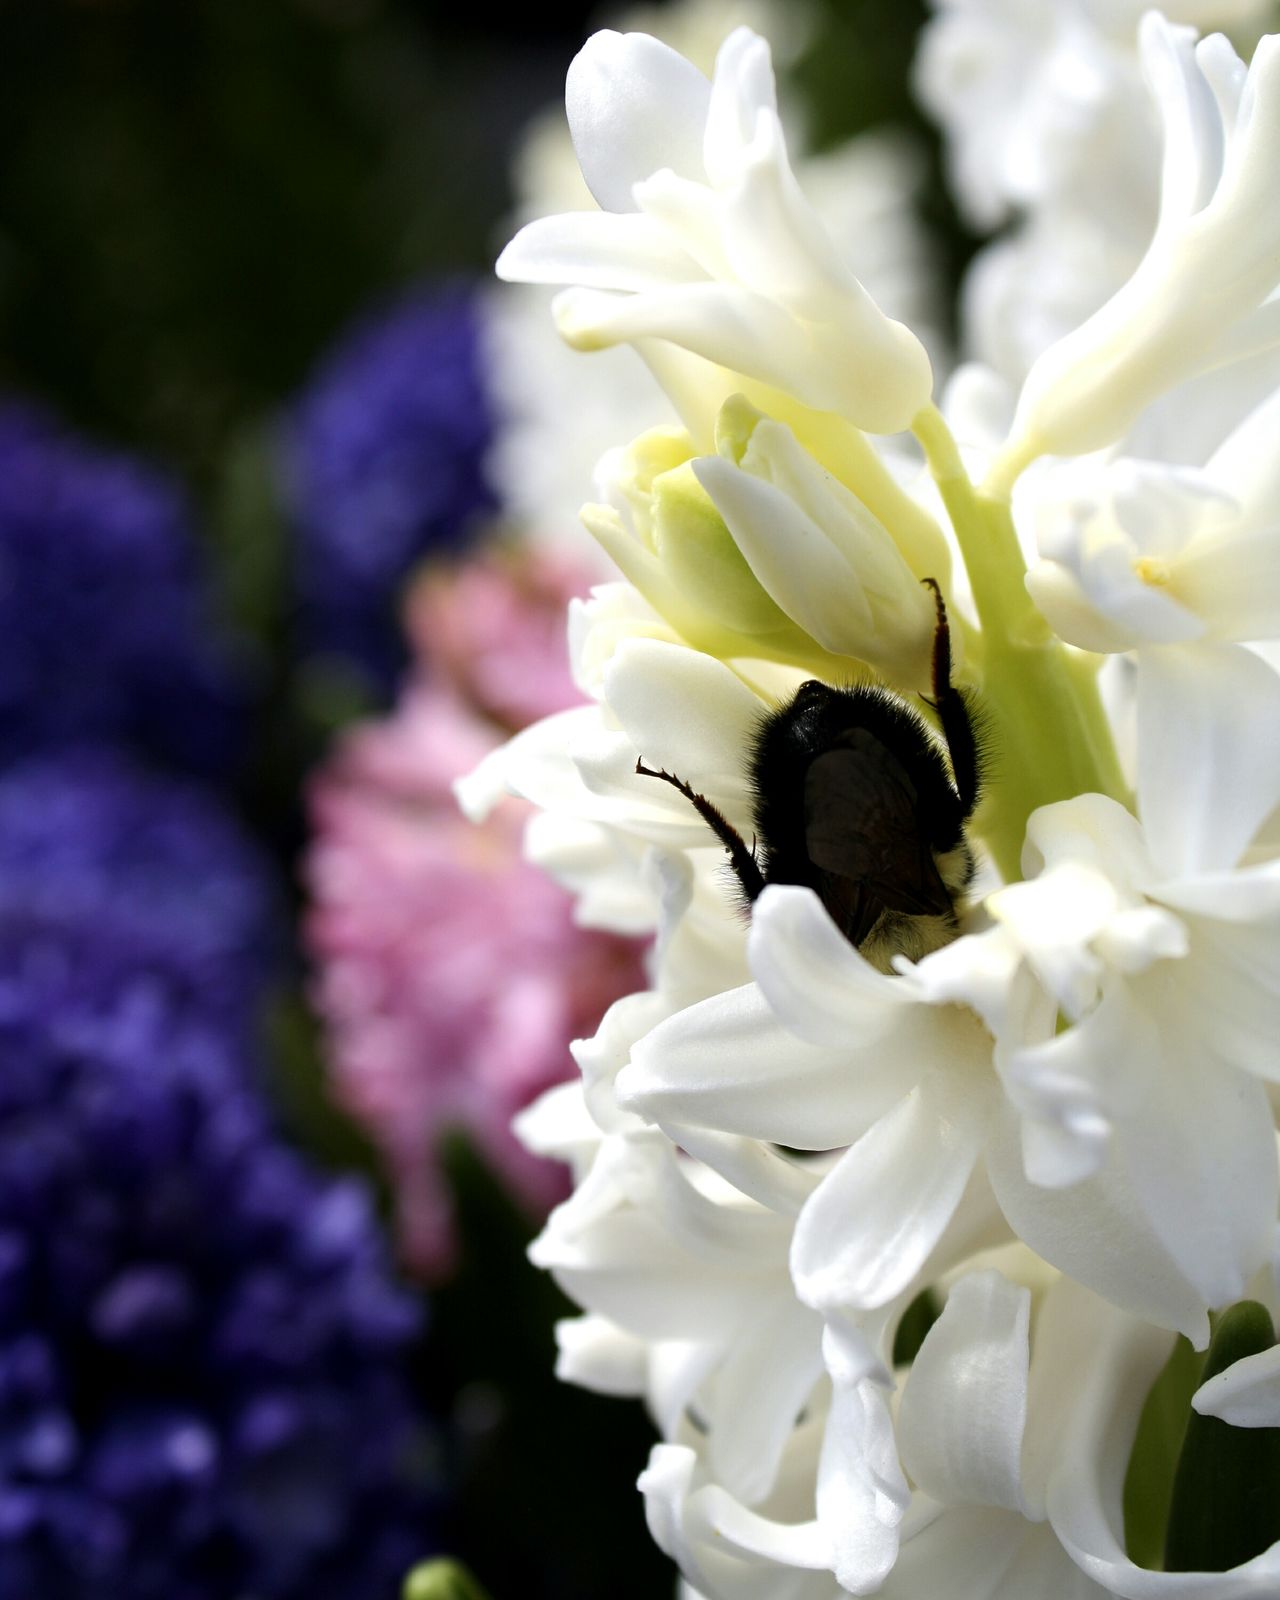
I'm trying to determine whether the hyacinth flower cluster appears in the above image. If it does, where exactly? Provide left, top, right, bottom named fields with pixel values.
left=0, top=397, right=436, bottom=1595
left=280, top=286, right=499, bottom=697
left=306, top=549, right=647, bottom=1277
left=0, top=752, right=434, bottom=1599
left=466, top=10, right=1280, bottom=1595
left=0, top=403, right=248, bottom=777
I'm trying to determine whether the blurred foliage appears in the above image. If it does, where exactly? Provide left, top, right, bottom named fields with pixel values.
left=0, top=0, right=967, bottom=489
left=424, top=1136, right=673, bottom=1598
left=266, top=991, right=393, bottom=1193
left=0, top=0, right=595, bottom=486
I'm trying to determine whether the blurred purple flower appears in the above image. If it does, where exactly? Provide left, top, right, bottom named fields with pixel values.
left=0, top=753, right=436, bottom=1599
left=280, top=286, right=499, bottom=695
left=305, top=552, right=646, bottom=1277
left=0, top=749, right=281, bottom=1049
left=0, top=402, right=249, bottom=775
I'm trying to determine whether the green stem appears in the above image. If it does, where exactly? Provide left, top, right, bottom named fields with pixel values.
left=912, top=405, right=1129, bottom=881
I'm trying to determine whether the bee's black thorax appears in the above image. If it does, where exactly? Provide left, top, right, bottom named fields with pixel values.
left=634, top=581, right=983, bottom=969
left=746, top=682, right=977, bottom=967
left=750, top=684, right=968, bottom=874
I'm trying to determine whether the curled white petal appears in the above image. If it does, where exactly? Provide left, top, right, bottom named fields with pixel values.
left=1136, top=643, right=1280, bottom=877
left=500, top=26, right=933, bottom=433
left=1048, top=1285, right=1280, bottom=1595
left=898, top=1271, right=1031, bottom=1516
left=1003, top=21, right=1280, bottom=463
left=790, top=1066, right=992, bottom=1313
left=1193, top=1341, right=1280, bottom=1426
left=620, top=981, right=916, bottom=1150
left=566, top=30, right=711, bottom=212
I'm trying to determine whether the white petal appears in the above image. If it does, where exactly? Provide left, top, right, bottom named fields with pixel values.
left=566, top=31, right=711, bottom=213
left=1174, top=520, right=1280, bottom=643
left=1137, top=644, right=1280, bottom=876
left=1026, top=558, right=1198, bottom=655
left=705, top=1295, right=824, bottom=1504
left=737, top=417, right=933, bottom=619
left=513, top=1081, right=598, bottom=1161
left=524, top=808, right=656, bottom=935
left=694, top=455, right=873, bottom=657
left=641, top=1445, right=839, bottom=1599
left=723, top=119, right=858, bottom=309
left=554, top=1313, right=648, bottom=1396
left=790, top=1067, right=991, bottom=1312
left=703, top=28, right=777, bottom=189
left=620, top=982, right=917, bottom=1150
left=818, top=1320, right=910, bottom=1593
left=1206, top=375, right=1280, bottom=528
left=1001, top=25, right=1280, bottom=463
left=453, top=706, right=597, bottom=821
left=691, top=1489, right=836, bottom=1586
left=748, top=885, right=916, bottom=1046
left=554, top=279, right=810, bottom=372
left=987, top=863, right=1118, bottom=1021
left=1112, top=1029, right=1276, bottom=1314
left=999, top=983, right=1159, bottom=1189
left=1164, top=917, right=1280, bottom=1083
left=573, top=988, right=673, bottom=1134
left=1193, top=1342, right=1280, bottom=1427
left=986, top=1102, right=1210, bottom=1345
left=902, top=925, right=1036, bottom=1045
left=532, top=1204, right=764, bottom=1345
left=1047, top=1283, right=1280, bottom=1596
left=664, top=1124, right=819, bottom=1216
left=899, top=1271, right=1031, bottom=1515
left=633, top=169, right=732, bottom=279
left=1023, top=792, right=1154, bottom=887
left=603, top=636, right=763, bottom=817
left=881, top=1509, right=1112, bottom=1600
left=553, top=279, right=930, bottom=434
left=496, top=210, right=704, bottom=290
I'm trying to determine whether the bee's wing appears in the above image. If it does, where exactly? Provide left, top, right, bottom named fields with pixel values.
left=803, top=740, right=953, bottom=926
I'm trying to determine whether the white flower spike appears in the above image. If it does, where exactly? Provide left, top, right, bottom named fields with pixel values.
left=997, top=14, right=1280, bottom=476
left=478, top=3, right=1280, bottom=1594
left=497, top=28, right=934, bottom=435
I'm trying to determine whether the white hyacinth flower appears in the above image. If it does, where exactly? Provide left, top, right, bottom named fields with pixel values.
left=472, top=5, right=1280, bottom=1593
left=496, top=28, right=934, bottom=435
left=1026, top=381, right=1280, bottom=873
left=917, top=0, right=1270, bottom=227
left=485, top=0, right=942, bottom=550
left=998, top=14, right=1280, bottom=472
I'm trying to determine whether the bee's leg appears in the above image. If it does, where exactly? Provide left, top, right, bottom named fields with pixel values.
left=635, top=759, right=766, bottom=902
left=922, top=578, right=982, bottom=818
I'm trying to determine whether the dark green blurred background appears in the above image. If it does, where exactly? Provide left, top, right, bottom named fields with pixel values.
left=0, top=0, right=954, bottom=493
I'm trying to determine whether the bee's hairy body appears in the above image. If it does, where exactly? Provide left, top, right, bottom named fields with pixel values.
left=637, top=581, right=983, bottom=970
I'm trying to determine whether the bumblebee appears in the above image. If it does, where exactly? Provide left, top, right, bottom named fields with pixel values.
left=637, top=581, right=983, bottom=971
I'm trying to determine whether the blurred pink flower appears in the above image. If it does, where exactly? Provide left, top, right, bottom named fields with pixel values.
left=405, top=545, right=585, bottom=731
left=305, top=550, right=645, bottom=1277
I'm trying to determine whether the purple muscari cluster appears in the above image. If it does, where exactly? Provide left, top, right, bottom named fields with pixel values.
left=0, top=404, right=249, bottom=776
left=0, top=754, right=436, bottom=1598
left=280, top=285, right=498, bottom=694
